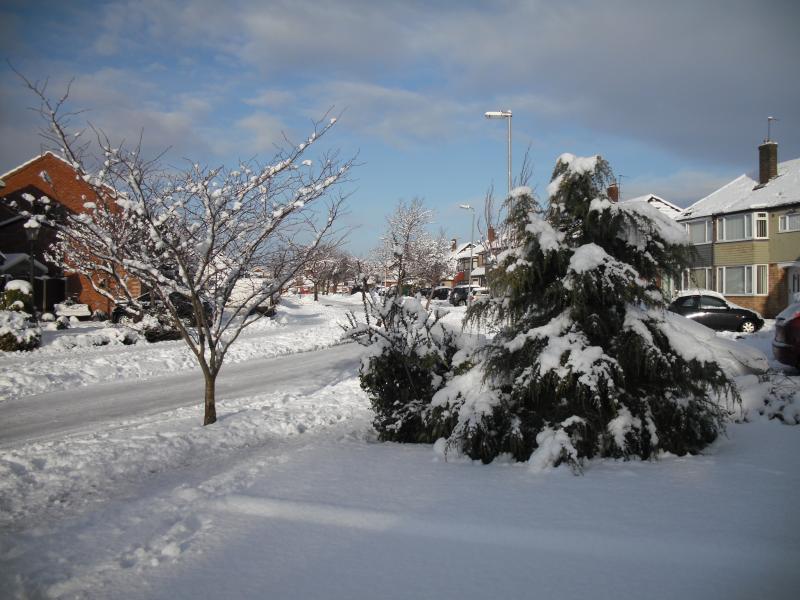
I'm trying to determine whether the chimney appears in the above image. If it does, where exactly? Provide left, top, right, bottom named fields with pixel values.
left=758, top=140, right=778, bottom=185
left=607, top=182, right=619, bottom=203
left=488, top=227, right=496, bottom=243
left=450, top=238, right=457, bottom=251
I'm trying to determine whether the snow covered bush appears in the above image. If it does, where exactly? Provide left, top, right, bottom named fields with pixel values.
left=345, top=293, right=464, bottom=442
left=430, top=155, right=736, bottom=470
left=0, top=280, right=34, bottom=314
left=51, top=327, right=138, bottom=350
left=133, top=313, right=182, bottom=344
left=0, top=310, right=41, bottom=352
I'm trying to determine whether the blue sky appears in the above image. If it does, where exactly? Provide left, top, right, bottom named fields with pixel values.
left=1, top=0, right=798, bottom=255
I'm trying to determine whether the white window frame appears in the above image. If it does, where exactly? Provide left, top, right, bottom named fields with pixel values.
left=778, top=212, right=800, bottom=233
left=714, top=264, right=769, bottom=296
left=684, top=219, right=712, bottom=244
left=754, top=212, right=768, bottom=239
left=680, top=267, right=712, bottom=291
left=717, top=212, right=771, bottom=242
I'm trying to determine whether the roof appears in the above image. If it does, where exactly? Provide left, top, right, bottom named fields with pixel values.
left=0, top=151, right=78, bottom=182
left=680, top=157, right=800, bottom=220
left=622, top=194, right=682, bottom=219
left=453, top=242, right=484, bottom=260
left=0, top=253, right=48, bottom=274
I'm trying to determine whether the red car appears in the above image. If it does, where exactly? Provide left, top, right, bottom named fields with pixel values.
left=773, top=302, right=800, bottom=368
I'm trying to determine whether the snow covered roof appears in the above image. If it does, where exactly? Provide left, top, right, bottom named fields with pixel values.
left=452, top=242, right=484, bottom=260
left=0, top=151, right=78, bottom=181
left=622, top=194, right=682, bottom=219
left=679, top=157, right=800, bottom=220
left=0, top=253, right=48, bottom=274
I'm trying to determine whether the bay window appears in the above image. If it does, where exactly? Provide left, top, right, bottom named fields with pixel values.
left=684, top=219, right=712, bottom=244
left=714, top=264, right=769, bottom=296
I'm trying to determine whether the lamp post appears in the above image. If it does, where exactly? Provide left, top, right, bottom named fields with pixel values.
left=484, top=110, right=512, bottom=199
left=459, top=204, right=475, bottom=289
left=24, top=219, right=41, bottom=311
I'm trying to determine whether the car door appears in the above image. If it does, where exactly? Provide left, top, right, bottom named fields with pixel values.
left=699, top=295, right=732, bottom=330
left=671, top=295, right=700, bottom=317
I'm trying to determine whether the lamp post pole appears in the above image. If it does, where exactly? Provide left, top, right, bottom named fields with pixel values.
left=459, top=204, right=475, bottom=289
left=24, top=219, right=41, bottom=312
left=484, top=110, right=513, bottom=199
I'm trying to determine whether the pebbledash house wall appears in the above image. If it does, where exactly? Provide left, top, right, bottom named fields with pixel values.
left=0, top=153, right=141, bottom=313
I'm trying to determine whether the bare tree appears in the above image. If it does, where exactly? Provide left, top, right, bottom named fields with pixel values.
left=21, top=75, right=353, bottom=425
left=375, top=198, right=447, bottom=294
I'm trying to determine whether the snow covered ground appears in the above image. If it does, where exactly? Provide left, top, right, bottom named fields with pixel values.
left=1, top=295, right=798, bottom=599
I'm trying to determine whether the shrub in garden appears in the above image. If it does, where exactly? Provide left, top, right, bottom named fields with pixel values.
left=0, top=280, right=34, bottom=313
left=430, top=155, right=736, bottom=470
left=0, top=310, right=41, bottom=351
left=345, top=292, right=466, bottom=443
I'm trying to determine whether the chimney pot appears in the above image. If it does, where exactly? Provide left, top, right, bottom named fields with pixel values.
left=607, top=183, right=619, bottom=203
left=758, top=140, right=778, bottom=185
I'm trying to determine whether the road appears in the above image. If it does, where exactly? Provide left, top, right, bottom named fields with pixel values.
left=0, top=342, right=362, bottom=448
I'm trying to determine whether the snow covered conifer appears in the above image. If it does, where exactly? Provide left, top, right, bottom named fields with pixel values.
left=433, top=154, right=735, bottom=468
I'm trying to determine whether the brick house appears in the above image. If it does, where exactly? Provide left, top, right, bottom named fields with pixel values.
left=0, top=152, right=141, bottom=313
left=676, top=140, right=800, bottom=318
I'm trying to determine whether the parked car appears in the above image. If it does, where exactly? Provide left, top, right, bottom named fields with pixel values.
left=773, top=302, right=800, bottom=368
left=112, top=291, right=213, bottom=325
left=416, top=287, right=432, bottom=298
left=431, top=286, right=451, bottom=301
left=449, top=284, right=478, bottom=306
left=667, top=291, right=764, bottom=333
left=468, top=287, right=490, bottom=304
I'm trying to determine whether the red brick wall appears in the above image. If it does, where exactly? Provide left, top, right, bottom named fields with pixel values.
left=1, top=153, right=140, bottom=311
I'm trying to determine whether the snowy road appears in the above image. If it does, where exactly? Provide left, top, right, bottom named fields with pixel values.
left=0, top=342, right=362, bottom=448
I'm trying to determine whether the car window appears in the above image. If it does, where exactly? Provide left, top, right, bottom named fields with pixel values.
left=674, top=296, right=698, bottom=308
left=700, top=296, right=728, bottom=309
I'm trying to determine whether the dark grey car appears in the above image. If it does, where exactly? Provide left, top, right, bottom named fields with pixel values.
left=667, top=293, right=764, bottom=333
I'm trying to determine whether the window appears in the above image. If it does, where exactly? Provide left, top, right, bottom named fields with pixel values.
left=684, top=219, right=712, bottom=244
left=717, top=212, right=771, bottom=241
left=700, top=295, right=728, bottom=309
left=674, top=295, right=698, bottom=309
left=778, top=212, right=800, bottom=232
left=756, top=264, right=768, bottom=295
left=718, top=214, right=751, bottom=241
left=715, top=264, right=769, bottom=296
left=755, top=213, right=768, bottom=238
left=680, top=267, right=712, bottom=291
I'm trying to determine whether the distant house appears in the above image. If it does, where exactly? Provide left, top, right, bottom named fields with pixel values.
left=446, top=240, right=484, bottom=287
left=0, top=152, right=141, bottom=313
left=676, top=139, right=800, bottom=318
left=622, top=193, right=683, bottom=219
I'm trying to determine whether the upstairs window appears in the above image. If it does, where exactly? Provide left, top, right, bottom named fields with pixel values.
left=755, top=212, right=768, bottom=238
left=717, top=212, right=769, bottom=241
left=717, top=213, right=751, bottom=241
left=684, top=219, right=712, bottom=244
left=778, top=212, right=800, bottom=232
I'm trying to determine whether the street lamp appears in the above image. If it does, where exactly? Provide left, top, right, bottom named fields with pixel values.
left=24, top=218, right=41, bottom=311
left=484, top=110, right=512, bottom=199
left=459, top=204, right=475, bottom=289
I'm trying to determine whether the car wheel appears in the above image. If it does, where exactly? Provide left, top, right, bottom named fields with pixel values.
left=739, top=320, right=757, bottom=334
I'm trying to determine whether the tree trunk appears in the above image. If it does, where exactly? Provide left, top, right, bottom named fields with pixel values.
left=203, top=372, right=217, bottom=425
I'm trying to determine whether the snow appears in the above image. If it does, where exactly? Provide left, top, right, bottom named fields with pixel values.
left=1, top=295, right=798, bottom=599
left=680, top=157, right=800, bottom=219
left=0, top=296, right=352, bottom=402
left=4, top=280, right=32, bottom=295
